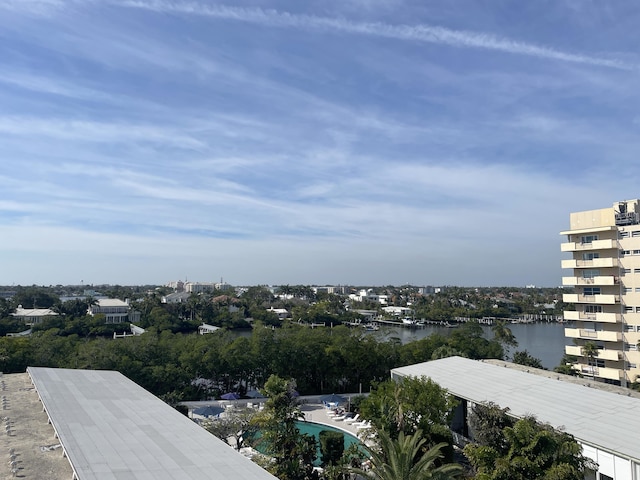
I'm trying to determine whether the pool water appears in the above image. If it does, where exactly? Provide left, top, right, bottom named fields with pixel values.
left=249, top=420, right=367, bottom=465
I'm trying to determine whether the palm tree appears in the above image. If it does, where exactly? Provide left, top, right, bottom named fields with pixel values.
left=353, top=429, right=462, bottom=480
left=581, top=341, right=599, bottom=380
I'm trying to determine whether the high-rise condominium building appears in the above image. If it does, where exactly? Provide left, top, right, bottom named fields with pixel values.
left=561, top=199, right=640, bottom=387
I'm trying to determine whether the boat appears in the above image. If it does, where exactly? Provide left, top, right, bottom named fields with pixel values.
left=402, top=318, right=417, bottom=326
left=362, top=323, right=379, bottom=331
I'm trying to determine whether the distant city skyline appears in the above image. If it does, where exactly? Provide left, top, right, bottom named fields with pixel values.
left=2, top=1, right=640, bottom=287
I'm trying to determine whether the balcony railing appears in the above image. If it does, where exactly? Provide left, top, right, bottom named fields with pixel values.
left=563, top=311, right=620, bottom=323
left=561, top=276, right=618, bottom=286
left=560, top=239, right=617, bottom=252
left=576, top=364, right=622, bottom=381
left=564, top=328, right=622, bottom=342
left=562, top=294, right=619, bottom=304
left=561, top=258, right=619, bottom=269
left=565, top=345, right=622, bottom=361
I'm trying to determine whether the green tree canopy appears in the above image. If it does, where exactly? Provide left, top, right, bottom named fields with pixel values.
left=353, top=429, right=463, bottom=480
left=464, top=404, right=592, bottom=480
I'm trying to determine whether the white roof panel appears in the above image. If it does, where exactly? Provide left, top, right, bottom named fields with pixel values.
left=391, top=356, right=640, bottom=462
left=28, top=367, right=277, bottom=480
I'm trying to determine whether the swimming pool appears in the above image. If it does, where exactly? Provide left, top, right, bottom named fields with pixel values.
left=249, top=420, right=367, bottom=465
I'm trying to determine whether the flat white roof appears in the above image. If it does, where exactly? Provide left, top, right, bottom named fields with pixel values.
left=391, top=356, right=640, bottom=462
left=97, top=298, right=129, bottom=307
left=28, top=367, right=278, bottom=480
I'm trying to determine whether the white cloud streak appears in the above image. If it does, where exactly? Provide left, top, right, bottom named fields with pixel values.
left=117, top=0, right=634, bottom=70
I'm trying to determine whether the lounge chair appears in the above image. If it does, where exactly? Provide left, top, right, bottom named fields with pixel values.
left=344, top=414, right=360, bottom=424
left=355, top=420, right=372, bottom=429
left=333, top=412, right=354, bottom=422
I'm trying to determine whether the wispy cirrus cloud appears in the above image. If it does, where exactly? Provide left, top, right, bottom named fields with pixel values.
left=117, top=1, right=634, bottom=70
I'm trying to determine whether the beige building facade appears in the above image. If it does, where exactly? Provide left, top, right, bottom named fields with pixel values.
left=561, top=199, right=640, bottom=387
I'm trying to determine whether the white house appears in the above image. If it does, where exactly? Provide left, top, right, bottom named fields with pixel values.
left=348, top=289, right=388, bottom=305
left=198, top=323, right=220, bottom=335
left=382, top=306, right=413, bottom=317
left=88, top=299, right=136, bottom=324
left=267, top=307, right=289, bottom=320
left=11, top=306, right=59, bottom=326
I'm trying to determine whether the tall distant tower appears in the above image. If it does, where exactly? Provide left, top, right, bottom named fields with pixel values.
left=561, top=199, right=640, bottom=387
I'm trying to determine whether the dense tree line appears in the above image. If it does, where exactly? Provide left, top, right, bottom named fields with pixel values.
left=0, top=320, right=510, bottom=401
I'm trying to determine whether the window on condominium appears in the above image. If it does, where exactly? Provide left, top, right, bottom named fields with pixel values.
left=583, top=287, right=600, bottom=296
left=624, top=306, right=634, bottom=313
left=623, top=268, right=632, bottom=274
left=581, top=235, right=598, bottom=244
left=624, top=287, right=633, bottom=293
left=633, top=231, right=640, bottom=237
left=584, top=305, right=603, bottom=313
left=595, top=359, right=605, bottom=368
left=582, top=269, right=600, bottom=278
left=624, top=324, right=636, bottom=332
left=583, top=252, right=599, bottom=260
left=635, top=269, right=640, bottom=274
left=627, top=363, right=638, bottom=370
left=622, top=250, right=631, bottom=256
left=620, top=231, right=630, bottom=238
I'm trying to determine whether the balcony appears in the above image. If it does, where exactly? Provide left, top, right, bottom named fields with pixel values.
left=562, top=311, right=620, bottom=323
left=575, top=363, right=622, bottom=381
left=560, top=239, right=617, bottom=252
left=565, top=345, right=622, bottom=361
left=562, top=293, right=619, bottom=304
left=564, top=328, right=622, bottom=342
left=561, top=276, right=618, bottom=286
left=561, top=258, right=619, bottom=269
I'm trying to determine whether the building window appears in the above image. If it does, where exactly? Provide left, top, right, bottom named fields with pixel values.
left=622, top=250, right=631, bottom=256
left=584, top=305, right=603, bottom=313
left=583, top=287, right=601, bottom=296
left=583, top=269, right=600, bottom=278
left=636, top=307, right=640, bottom=313
left=625, top=324, right=636, bottom=332
left=583, top=252, right=600, bottom=260
left=620, top=231, right=630, bottom=238
left=581, top=235, right=598, bottom=244
left=624, top=287, right=633, bottom=293
left=595, top=359, right=605, bottom=368
left=633, top=231, right=640, bottom=237
left=635, top=287, right=640, bottom=292
left=623, top=268, right=632, bottom=274
left=625, top=306, right=634, bottom=313
left=634, top=250, right=640, bottom=255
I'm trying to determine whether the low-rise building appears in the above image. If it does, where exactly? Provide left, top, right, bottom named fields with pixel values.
left=198, top=323, right=220, bottom=334
left=392, top=356, right=640, bottom=480
left=11, top=306, right=59, bottom=326
left=88, top=299, right=139, bottom=324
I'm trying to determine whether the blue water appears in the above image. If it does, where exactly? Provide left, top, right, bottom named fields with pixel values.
left=251, top=420, right=365, bottom=465
left=369, top=322, right=569, bottom=370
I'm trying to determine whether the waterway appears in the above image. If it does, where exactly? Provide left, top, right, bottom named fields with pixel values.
left=237, top=322, right=570, bottom=371
left=366, top=322, right=569, bottom=370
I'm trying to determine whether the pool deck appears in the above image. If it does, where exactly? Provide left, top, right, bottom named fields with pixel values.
left=300, top=403, right=363, bottom=437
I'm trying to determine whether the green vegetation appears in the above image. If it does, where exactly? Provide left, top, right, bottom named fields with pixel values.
left=251, top=375, right=319, bottom=480
left=1, top=284, right=592, bottom=479
left=359, top=377, right=458, bottom=460
left=464, top=403, right=592, bottom=480
left=353, top=430, right=463, bottom=480
left=512, top=350, right=544, bottom=369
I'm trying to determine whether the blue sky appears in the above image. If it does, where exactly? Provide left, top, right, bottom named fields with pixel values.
left=1, top=1, right=639, bottom=287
